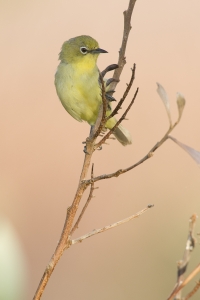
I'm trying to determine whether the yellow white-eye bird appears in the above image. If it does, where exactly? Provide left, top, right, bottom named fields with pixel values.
left=55, top=35, right=132, bottom=146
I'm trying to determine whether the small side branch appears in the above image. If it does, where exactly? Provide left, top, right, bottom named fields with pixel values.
left=167, top=264, right=200, bottom=300
left=177, top=214, right=196, bottom=279
left=167, top=214, right=198, bottom=300
left=71, top=205, right=154, bottom=245
left=71, top=164, right=96, bottom=235
left=107, top=64, right=136, bottom=120
left=110, top=0, right=137, bottom=91
left=86, top=106, right=184, bottom=186
left=95, top=87, right=139, bottom=149
left=185, top=280, right=200, bottom=300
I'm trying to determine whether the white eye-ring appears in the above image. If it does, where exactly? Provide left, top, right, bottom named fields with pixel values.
left=80, top=47, right=88, bottom=54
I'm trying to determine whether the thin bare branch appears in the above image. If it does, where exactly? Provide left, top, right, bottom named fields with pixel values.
left=107, top=64, right=136, bottom=120
left=167, top=214, right=197, bottom=300
left=95, top=87, right=138, bottom=149
left=93, top=64, right=137, bottom=147
left=184, top=280, right=200, bottom=300
left=33, top=129, right=95, bottom=300
left=86, top=103, right=184, bottom=185
left=71, top=205, right=154, bottom=245
left=177, top=214, right=196, bottom=278
left=88, top=135, right=166, bottom=184
left=70, top=164, right=95, bottom=235
left=181, top=264, right=200, bottom=289
left=110, top=0, right=137, bottom=91
left=167, top=264, right=200, bottom=300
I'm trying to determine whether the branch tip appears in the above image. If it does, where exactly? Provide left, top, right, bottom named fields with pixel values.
left=147, top=204, right=154, bottom=208
left=72, top=205, right=152, bottom=246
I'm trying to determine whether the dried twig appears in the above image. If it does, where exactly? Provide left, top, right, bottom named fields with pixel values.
left=167, top=264, right=200, bottom=300
left=93, top=65, right=137, bottom=149
left=110, top=0, right=137, bottom=91
left=184, top=280, right=200, bottom=300
left=177, top=214, right=196, bottom=278
left=95, top=87, right=138, bottom=149
left=86, top=115, right=182, bottom=186
left=167, top=214, right=197, bottom=300
left=71, top=205, right=154, bottom=245
left=70, top=164, right=95, bottom=235
left=107, top=64, right=136, bottom=120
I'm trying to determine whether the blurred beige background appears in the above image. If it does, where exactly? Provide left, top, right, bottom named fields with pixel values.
left=1, top=0, right=200, bottom=299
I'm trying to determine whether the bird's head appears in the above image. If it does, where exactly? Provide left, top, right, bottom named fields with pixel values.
left=59, top=35, right=108, bottom=64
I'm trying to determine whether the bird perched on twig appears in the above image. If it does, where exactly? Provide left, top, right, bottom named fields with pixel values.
left=55, top=35, right=132, bottom=146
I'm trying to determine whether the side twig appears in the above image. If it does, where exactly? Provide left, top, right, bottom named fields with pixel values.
left=71, top=205, right=154, bottom=245
left=107, top=64, right=136, bottom=120
left=95, top=87, right=138, bottom=149
left=86, top=108, right=183, bottom=186
left=184, top=280, right=200, bottom=300
left=110, top=0, right=137, bottom=91
left=167, top=264, right=200, bottom=300
left=167, top=214, right=197, bottom=300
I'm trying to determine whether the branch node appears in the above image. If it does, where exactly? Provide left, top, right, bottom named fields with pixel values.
left=148, top=152, right=154, bottom=158
left=66, top=206, right=72, bottom=215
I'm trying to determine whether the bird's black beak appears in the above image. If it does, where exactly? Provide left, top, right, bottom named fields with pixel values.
left=90, top=48, right=108, bottom=54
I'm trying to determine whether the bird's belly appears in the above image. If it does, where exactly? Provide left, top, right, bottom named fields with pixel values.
left=55, top=64, right=101, bottom=125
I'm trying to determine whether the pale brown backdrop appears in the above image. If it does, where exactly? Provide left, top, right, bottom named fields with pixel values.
left=1, top=0, right=200, bottom=299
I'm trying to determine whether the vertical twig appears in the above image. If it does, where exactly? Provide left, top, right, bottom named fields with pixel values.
left=110, top=0, right=137, bottom=91
left=167, top=215, right=197, bottom=300
left=71, top=164, right=95, bottom=235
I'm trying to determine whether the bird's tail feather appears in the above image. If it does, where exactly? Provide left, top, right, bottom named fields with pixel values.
left=113, top=124, right=132, bottom=146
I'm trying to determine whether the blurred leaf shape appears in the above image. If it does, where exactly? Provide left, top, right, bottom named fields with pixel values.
left=176, top=92, right=186, bottom=121
left=0, top=217, right=27, bottom=300
left=157, top=83, right=172, bottom=127
left=169, top=136, right=200, bottom=166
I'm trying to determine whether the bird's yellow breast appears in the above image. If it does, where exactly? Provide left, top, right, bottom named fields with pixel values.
left=55, top=56, right=101, bottom=125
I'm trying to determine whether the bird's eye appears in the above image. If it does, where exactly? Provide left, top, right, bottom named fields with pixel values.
left=80, top=47, right=88, bottom=54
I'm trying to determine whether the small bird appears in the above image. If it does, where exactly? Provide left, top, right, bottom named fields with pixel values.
left=55, top=35, right=132, bottom=146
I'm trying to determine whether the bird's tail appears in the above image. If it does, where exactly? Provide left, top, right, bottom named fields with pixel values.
left=113, top=124, right=132, bottom=146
